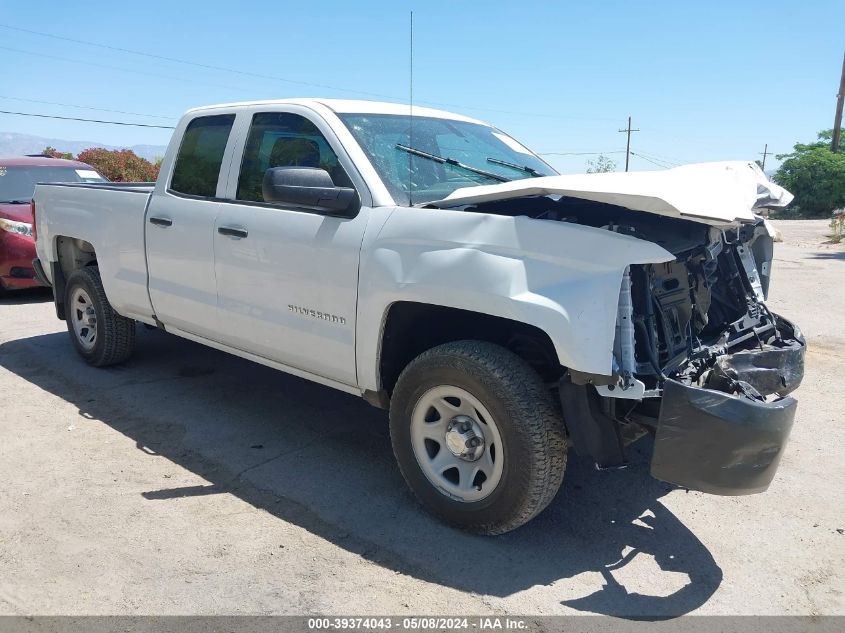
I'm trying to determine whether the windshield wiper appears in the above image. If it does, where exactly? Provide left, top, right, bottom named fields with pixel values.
left=396, top=144, right=510, bottom=183
left=487, top=157, right=545, bottom=178
left=0, top=200, right=30, bottom=204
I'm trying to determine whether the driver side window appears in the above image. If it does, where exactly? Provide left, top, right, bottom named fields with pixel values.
left=236, top=112, right=352, bottom=203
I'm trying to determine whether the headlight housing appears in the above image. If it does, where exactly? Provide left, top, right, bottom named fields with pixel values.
left=0, top=218, right=33, bottom=237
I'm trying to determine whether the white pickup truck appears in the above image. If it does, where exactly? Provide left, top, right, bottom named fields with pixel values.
left=32, top=98, right=805, bottom=534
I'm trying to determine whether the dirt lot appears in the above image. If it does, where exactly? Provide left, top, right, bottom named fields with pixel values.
left=0, top=219, right=842, bottom=618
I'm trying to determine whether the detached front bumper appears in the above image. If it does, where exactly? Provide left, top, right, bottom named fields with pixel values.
left=651, top=379, right=797, bottom=494
left=650, top=320, right=805, bottom=495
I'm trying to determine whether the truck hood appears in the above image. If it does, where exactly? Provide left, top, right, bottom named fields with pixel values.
left=430, top=161, right=793, bottom=227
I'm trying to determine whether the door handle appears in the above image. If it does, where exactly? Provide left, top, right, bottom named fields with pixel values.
left=218, top=226, right=248, bottom=239
left=149, top=216, right=173, bottom=227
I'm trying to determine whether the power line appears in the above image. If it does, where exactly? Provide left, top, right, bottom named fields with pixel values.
left=0, top=23, right=394, bottom=100
left=537, top=150, right=627, bottom=156
left=0, top=45, right=251, bottom=94
left=0, top=110, right=174, bottom=129
left=0, top=23, right=620, bottom=122
left=0, top=94, right=175, bottom=120
left=633, top=152, right=675, bottom=168
left=630, top=148, right=683, bottom=166
left=630, top=153, right=668, bottom=168
left=631, top=150, right=681, bottom=167
left=629, top=151, right=673, bottom=169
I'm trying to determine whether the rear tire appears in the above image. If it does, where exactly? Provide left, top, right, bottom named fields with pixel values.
left=389, top=340, right=567, bottom=535
left=64, top=266, right=135, bottom=367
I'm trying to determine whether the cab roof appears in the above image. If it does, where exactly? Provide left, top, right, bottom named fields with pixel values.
left=185, top=98, right=489, bottom=126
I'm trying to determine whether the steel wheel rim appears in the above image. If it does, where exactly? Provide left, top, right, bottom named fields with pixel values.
left=410, top=385, right=504, bottom=503
left=70, top=287, right=97, bottom=351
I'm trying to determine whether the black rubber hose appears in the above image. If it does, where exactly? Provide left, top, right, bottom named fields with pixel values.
left=635, top=319, right=667, bottom=380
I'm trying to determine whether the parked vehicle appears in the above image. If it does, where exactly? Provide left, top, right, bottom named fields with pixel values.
left=0, top=156, right=105, bottom=293
left=32, top=99, right=805, bottom=534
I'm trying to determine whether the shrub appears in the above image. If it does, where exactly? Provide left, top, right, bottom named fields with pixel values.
left=75, top=148, right=160, bottom=182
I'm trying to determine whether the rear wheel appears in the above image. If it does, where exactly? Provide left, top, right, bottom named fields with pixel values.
left=64, top=266, right=136, bottom=367
left=389, top=340, right=567, bottom=535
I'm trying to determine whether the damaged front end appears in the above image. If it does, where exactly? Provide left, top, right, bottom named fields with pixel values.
left=433, top=161, right=805, bottom=496
left=563, top=211, right=805, bottom=495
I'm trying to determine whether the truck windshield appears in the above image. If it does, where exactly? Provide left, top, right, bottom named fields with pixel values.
left=0, top=165, right=106, bottom=203
left=338, top=114, right=555, bottom=205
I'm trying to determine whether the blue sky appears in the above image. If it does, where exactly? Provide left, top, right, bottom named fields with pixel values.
left=0, top=0, right=842, bottom=173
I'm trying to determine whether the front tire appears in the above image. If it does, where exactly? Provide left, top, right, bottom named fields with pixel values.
left=389, top=340, right=567, bottom=535
left=64, top=266, right=136, bottom=367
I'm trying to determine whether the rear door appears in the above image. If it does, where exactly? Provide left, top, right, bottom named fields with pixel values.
left=212, top=107, right=369, bottom=386
left=145, top=114, right=237, bottom=338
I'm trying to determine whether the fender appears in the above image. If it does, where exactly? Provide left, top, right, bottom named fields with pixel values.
left=355, top=206, right=674, bottom=392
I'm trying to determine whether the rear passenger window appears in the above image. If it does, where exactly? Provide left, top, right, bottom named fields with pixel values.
left=170, top=114, right=235, bottom=197
left=236, top=112, right=352, bottom=203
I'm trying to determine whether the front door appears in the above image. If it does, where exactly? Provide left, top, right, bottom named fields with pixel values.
left=212, top=110, right=368, bottom=386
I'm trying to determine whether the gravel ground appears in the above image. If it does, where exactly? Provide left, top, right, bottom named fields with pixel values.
left=0, top=219, right=842, bottom=618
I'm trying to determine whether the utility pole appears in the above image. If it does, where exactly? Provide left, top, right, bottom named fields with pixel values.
left=760, top=143, right=770, bottom=171
left=618, top=116, right=639, bottom=171
left=832, top=51, right=845, bottom=153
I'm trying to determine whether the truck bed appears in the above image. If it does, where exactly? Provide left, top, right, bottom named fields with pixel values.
left=34, top=181, right=156, bottom=321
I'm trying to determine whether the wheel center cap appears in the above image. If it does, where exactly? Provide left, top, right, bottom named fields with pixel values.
left=445, top=415, right=485, bottom=461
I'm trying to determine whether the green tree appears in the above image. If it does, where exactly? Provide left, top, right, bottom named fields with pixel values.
left=773, top=129, right=845, bottom=218
left=586, top=154, right=617, bottom=173
left=41, top=146, right=73, bottom=159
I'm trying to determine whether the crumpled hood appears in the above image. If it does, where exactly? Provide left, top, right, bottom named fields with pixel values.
left=431, top=161, right=793, bottom=227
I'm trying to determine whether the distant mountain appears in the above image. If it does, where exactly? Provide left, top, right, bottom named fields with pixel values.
left=0, top=132, right=167, bottom=162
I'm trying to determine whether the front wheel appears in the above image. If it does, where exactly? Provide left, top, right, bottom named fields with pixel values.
left=64, top=266, right=136, bottom=367
left=389, top=341, right=567, bottom=535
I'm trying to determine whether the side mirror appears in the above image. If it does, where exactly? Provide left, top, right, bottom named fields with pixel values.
left=262, top=167, right=359, bottom=216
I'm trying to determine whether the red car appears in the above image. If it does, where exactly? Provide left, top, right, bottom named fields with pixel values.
left=0, top=156, right=106, bottom=293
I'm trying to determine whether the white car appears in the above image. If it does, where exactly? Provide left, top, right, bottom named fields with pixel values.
left=32, top=99, right=805, bottom=534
